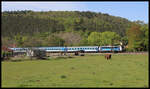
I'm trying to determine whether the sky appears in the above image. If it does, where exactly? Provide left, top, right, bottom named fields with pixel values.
left=2, top=1, right=149, bottom=23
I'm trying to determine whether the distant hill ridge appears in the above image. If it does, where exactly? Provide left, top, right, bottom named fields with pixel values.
left=2, top=10, right=132, bottom=37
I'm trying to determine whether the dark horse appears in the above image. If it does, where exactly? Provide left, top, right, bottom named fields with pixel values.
left=105, top=54, right=111, bottom=60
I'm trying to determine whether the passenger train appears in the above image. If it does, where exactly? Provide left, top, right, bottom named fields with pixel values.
left=9, top=46, right=122, bottom=53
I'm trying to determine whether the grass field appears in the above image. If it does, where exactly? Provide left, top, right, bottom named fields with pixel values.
left=2, top=54, right=149, bottom=88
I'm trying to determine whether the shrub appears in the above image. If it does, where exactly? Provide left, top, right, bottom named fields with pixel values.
left=60, top=75, right=66, bottom=79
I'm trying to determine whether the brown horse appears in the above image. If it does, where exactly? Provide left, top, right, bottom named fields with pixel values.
left=105, top=54, right=111, bottom=60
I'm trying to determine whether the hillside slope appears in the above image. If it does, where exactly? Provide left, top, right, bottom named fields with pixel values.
left=2, top=10, right=132, bottom=37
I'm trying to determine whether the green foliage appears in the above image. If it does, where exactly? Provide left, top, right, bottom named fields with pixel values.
left=121, top=36, right=128, bottom=46
left=99, top=31, right=120, bottom=46
left=126, top=24, right=147, bottom=51
left=2, top=10, right=131, bottom=37
left=23, top=37, right=44, bottom=47
left=46, top=35, right=65, bottom=46
left=2, top=10, right=148, bottom=51
left=79, top=38, right=89, bottom=46
left=140, top=24, right=149, bottom=51
left=2, top=37, right=16, bottom=47
left=87, top=31, right=120, bottom=46
left=14, top=34, right=27, bottom=47
left=88, top=32, right=101, bottom=45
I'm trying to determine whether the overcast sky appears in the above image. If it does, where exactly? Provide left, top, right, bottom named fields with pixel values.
left=2, top=1, right=149, bottom=23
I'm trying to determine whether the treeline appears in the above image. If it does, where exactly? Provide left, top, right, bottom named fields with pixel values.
left=2, top=10, right=149, bottom=51
left=2, top=10, right=132, bottom=37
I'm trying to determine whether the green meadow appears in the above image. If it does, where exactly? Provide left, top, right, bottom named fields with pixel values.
left=2, top=54, right=148, bottom=88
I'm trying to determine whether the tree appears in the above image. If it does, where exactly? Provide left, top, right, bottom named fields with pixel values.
left=56, top=32, right=82, bottom=46
left=126, top=24, right=144, bottom=51
left=121, top=36, right=128, bottom=47
left=2, top=37, right=16, bottom=47
left=14, top=34, right=27, bottom=47
left=46, top=35, right=65, bottom=46
left=140, top=24, right=149, bottom=51
left=79, top=30, right=90, bottom=46
left=2, top=10, right=136, bottom=47
left=99, top=31, right=120, bottom=46
left=23, top=37, right=43, bottom=47
left=2, top=10, right=132, bottom=38
left=88, top=32, right=101, bottom=45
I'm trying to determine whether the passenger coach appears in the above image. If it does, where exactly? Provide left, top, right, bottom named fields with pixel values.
left=67, top=46, right=99, bottom=52
left=99, top=46, right=122, bottom=53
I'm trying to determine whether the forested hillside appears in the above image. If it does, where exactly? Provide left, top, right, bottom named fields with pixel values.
left=2, top=10, right=148, bottom=51
left=2, top=10, right=132, bottom=37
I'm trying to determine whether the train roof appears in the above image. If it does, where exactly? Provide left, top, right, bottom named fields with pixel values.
left=67, top=46, right=98, bottom=48
left=100, top=46, right=121, bottom=47
left=9, top=46, right=121, bottom=49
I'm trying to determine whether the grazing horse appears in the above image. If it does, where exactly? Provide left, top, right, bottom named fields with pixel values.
left=105, top=54, right=111, bottom=60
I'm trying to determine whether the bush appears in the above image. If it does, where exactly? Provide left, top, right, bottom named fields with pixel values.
left=60, top=75, right=66, bottom=79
